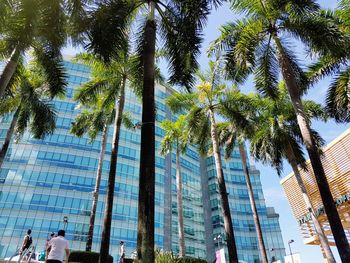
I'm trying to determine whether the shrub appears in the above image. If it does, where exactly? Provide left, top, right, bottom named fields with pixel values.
left=155, top=250, right=177, bottom=263
left=178, top=256, right=208, bottom=263
left=69, top=251, right=113, bottom=263
left=154, top=249, right=208, bottom=263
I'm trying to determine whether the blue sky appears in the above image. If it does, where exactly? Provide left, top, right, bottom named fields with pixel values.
left=199, top=1, right=349, bottom=262
left=62, top=1, right=349, bottom=261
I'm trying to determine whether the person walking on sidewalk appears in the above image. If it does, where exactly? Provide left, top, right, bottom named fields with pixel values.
left=46, top=229, right=70, bottom=263
left=119, top=241, right=125, bottom=263
left=19, top=229, right=33, bottom=261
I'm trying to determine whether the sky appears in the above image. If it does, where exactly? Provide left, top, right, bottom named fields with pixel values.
left=62, top=1, right=350, bottom=262
left=199, top=1, right=349, bottom=263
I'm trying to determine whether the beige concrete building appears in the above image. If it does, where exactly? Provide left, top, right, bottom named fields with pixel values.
left=280, top=128, right=350, bottom=247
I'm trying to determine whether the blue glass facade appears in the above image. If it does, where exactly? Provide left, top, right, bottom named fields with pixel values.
left=205, top=154, right=286, bottom=262
left=0, top=60, right=284, bottom=262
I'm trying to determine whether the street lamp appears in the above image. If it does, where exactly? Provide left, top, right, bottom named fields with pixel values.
left=288, top=239, right=295, bottom=263
left=214, top=234, right=222, bottom=250
left=133, top=121, right=154, bottom=130
left=270, top=248, right=276, bottom=263
left=63, top=216, right=68, bottom=230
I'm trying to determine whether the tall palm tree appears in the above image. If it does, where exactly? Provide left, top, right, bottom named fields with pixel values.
left=160, top=115, right=189, bottom=258
left=166, top=60, right=239, bottom=263
left=74, top=51, right=143, bottom=262
left=0, top=62, right=57, bottom=169
left=217, top=92, right=268, bottom=263
left=0, top=0, right=67, bottom=100
left=210, top=1, right=350, bottom=259
left=71, top=95, right=134, bottom=252
left=249, top=85, right=336, bottom=263
left=70, top=100, right=112, bottom=252
left=85, top=1, right=220, bottom=261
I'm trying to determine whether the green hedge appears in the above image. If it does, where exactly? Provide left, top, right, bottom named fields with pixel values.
left=69, top=251, right=113, bottom=263
left=178, top=257, right=208, bottom=263
left=154, top=249, right=208, bottom=263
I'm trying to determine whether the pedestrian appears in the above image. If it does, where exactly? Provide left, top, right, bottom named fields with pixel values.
left=46, top=232, right=55, bottom=249
left=46, top=229, right=70, bottom=263
left=45, top=232, right=55, bottom=261
left=119, top=241, right=125, bottom=263
left=19, top=229, right=33, bottom=261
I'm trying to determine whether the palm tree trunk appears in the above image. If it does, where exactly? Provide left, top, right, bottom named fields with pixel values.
left=137, top=2, right=156, bottom=263
left=0, top=107, right=20, bottom=169
left=0, top=48, right=20, bottom=100
left=274, top=35, right=350, bottom=262
left=99, top=77, right=126, bottom=263
left=285, top=142, right=336, bottom=263
left=86, top=124, right=108, bottom=252
left=209, top=109, right=238, bottom=263
left=238, top=142, right=268, bottom=263
left=176, top=146, right=185, bottom=257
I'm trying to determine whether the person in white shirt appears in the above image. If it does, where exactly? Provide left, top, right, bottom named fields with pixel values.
left=119, top=241, right=125, bottom=263
left=46, top=229, right=69, bottom=263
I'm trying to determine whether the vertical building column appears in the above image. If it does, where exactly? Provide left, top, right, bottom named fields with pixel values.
left=200, top=157, right=215, bottom=261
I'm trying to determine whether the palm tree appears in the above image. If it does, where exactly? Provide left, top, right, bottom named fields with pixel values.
left=166, top=60, right=239, bottom=263
left=85, top=1, right=220, bottom=261
left=216, top=91, right=268, bottom=263
left=70, top=100, right=112, bottom=252
left=71, top=81, right=133, bottom=254
left=249, top=85, right=336, bottom=263
left=0, top=62, right=57, bottom=169
left=210, top=1, right=350, bottom=259
left=74, top=51, right=143, bottom=262
left=160, top=115, right=189, bottom=258
left=0, top=0, right=67, bottom=100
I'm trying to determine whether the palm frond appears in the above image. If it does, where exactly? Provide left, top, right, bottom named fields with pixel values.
left=122, top=112, right=134, bottom=130
left=70, top=110, right=92, bottom=137
left=254, top=38, right=279, bottom=99
left=281, top=45, right=309, bottom=94
left=160, top=0, right=213, bottom=89
left=165, top=92, right=197, bottom=114
left=74, top=78, right=110, bottom=104
left=29, top=97, right=56, bottom=139
left=307, top=55, right=347, bottom=85
left=303, top=100, right=328, bottom=121
left=275, top=0, right=320, bottom=17
left=282, top=10, right=349, bottom=58
left=16, top=105, right=30, bottom=139
left=5, top=0, right=39, bottom=50
left=216, top=122, right=237, bottom=159
left=186, top=106, right=210, bottom=155
left=230, top=0, right=267, bottom=18
left=210, top=19, right=264, bottom=84
left=326, top=68, right=350, bottom=123
left=37, top=0, right=66, bottom=49
left=160, top=135, right=173, bottom=156
left=250, top=121, right=285, bottom=176
left=33, top=45, right=67, bottom=98
left=129, top=23, right=146, bottom=97
left=86, top=0, right=136, bottom=62
left=65, top=0, right=92, bottom=45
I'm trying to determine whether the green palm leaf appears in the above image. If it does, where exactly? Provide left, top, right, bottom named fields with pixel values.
left=85, top=0, right=136, bottom=62
left=326, top=68, right=350, bottom=122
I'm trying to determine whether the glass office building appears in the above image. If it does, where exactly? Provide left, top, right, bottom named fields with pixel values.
left=0, top=60, right=284, bottom=262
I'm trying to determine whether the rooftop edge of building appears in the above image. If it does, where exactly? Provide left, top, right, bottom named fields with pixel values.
left=280, top=127, right=350, bottom=185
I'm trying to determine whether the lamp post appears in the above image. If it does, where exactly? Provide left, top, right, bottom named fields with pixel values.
left=214, top=234, right=222, bottom=250
left=270, top=248, right=275, bottom=263
left=288, top=239, right=295, bottom=263
left=63, top=216, right=68, bottom=231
